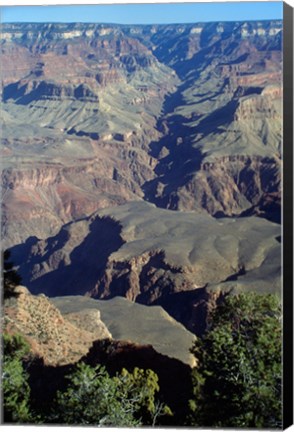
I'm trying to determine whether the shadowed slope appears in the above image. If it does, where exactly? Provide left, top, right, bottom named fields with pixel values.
left=9, top=202, right=281, bottom=334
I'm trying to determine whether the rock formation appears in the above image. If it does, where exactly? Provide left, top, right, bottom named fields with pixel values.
left=9, top=201, right=281, bottom=334
left=1, top=20, right=282, bottom=247
left=52, top=295, right=197, bottom=366
left=3, top=286, right=111, bottom=366
left=1, top=19, right=282, bottom=341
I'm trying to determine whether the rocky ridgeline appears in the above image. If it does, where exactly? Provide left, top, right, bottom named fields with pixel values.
left=3, top=285, right=198, bottom=368
left=3, top=81, right=100, bottom=102
left=3, top=286, right=111, bottom=366
left=174, top=155, right=281, bottom=218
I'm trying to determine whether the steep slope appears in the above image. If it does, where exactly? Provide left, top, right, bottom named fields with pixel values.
left=1, top=23, right=178, bottom=248
left=1, top=20, right=282, bottom=339
left=3, top=284, right=196, bottom=366
left=3, top=286, right=195, bottom=422
left=143, top=21, right=282, bottom=219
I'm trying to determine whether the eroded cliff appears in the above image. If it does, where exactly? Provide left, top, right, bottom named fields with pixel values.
left=1, top=20, right=282, bottom=247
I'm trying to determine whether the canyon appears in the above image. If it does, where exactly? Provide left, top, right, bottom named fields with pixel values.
left=1, top=20, right=282, bottom=365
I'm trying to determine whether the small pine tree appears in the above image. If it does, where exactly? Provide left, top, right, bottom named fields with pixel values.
left=116, top=367, right=172, bottom=425
left=51, top=362, right=141, bottom=426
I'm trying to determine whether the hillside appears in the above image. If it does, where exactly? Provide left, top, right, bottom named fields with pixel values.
left=3, top=286, right=111, bottom=366
left=3, top=285, right=196, bottom=366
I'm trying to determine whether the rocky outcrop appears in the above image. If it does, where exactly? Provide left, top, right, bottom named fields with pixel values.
left=176, top=155, right=281, bottom=216
left=3, top=286, right=111, bottom=366
left=234, top=89, right=281, bottom=121
left=1, top=141, right=157, bottom=248
left=3, top=287, right=195, bottom=422
left=3, top=80, right=99, bottom=103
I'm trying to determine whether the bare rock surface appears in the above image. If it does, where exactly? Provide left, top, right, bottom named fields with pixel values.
left=13, top=201, right=280, bottom=296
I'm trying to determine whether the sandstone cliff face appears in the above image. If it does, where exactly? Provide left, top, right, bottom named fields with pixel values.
left=174, top=155, right=281, bottom=218
left=3, top=80, right=100, bottom=103
left=1, top=148, right=155, bottom=248
left=1, top=24, right=178, bottom=247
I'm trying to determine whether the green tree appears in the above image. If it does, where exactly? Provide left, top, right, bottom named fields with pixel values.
left=116, top=367, right=172, bottom=426
left=2, top=250, right=22, bottom=299
left=2, top=334, right=33, bottom=423
left=51, top=362, right=169, bottom=426
left=189, top=292, right=282, bottom=428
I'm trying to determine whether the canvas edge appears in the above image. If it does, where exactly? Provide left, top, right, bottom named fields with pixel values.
left=283, top=1, right=294, bottom=429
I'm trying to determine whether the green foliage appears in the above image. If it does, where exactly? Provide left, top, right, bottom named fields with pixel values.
left=3, top=333, right=30, bottom=360
left=2, top=250, right=22, bottom=299
left=2, top=333, right=33, bottom=423
left=52, top=362, right=138, bottom=426
left=1, top=333, right=171, bottom=426
left=51, top=362, right=170, bottom=426
left=116, top=367, right=172, bottom=425
left=190, top=292, right=282, bottom=428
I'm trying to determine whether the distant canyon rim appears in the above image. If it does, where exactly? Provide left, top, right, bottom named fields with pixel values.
left=1, top=20, right=282, bottom=339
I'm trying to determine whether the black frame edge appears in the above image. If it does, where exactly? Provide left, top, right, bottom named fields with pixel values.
left=283, top=1, right=294, bottom=429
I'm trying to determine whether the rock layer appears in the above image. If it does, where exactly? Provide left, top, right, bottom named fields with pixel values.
left=1, top=20, right=282, bottom=247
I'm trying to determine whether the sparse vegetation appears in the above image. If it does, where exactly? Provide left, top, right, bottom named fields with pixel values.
left=1, top=17, right=283, bottom=429
left=2, top=332, right=171, bottom=426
